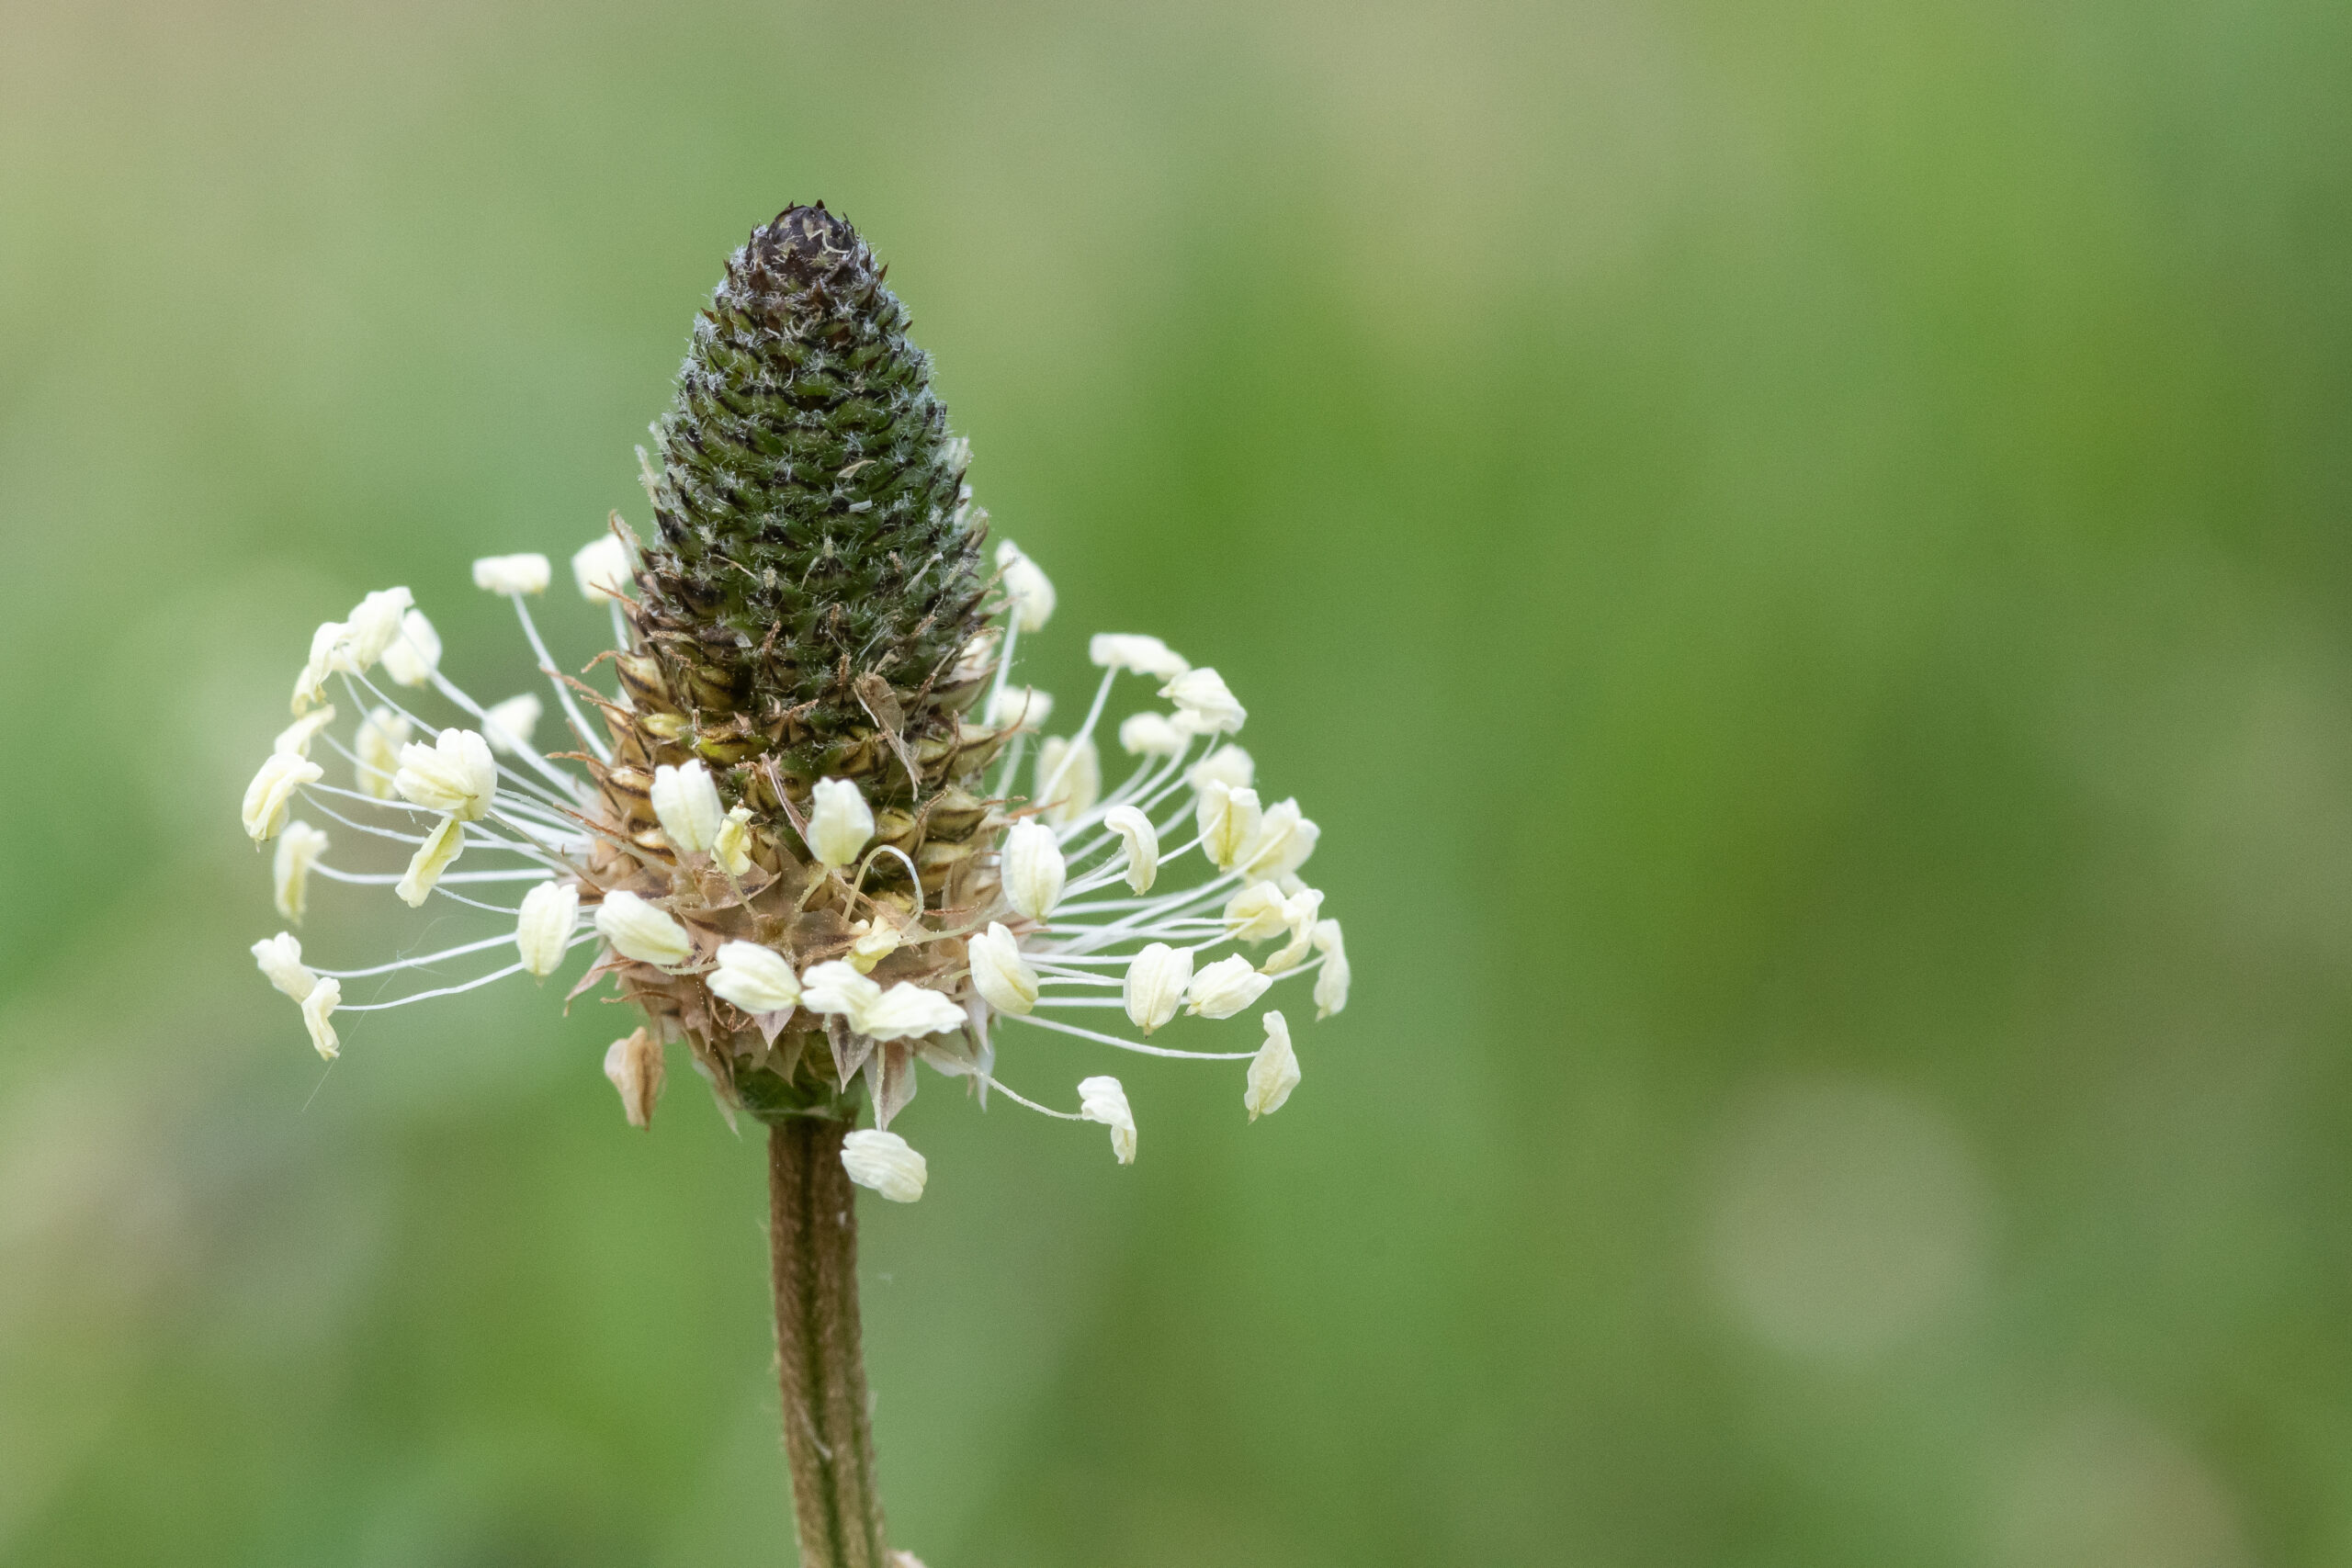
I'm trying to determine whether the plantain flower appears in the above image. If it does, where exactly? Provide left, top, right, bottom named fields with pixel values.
left=238, top=203, right=1347, bottom=1198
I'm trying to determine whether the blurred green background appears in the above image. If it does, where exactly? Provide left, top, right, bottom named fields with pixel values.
left=5, top=0, right=2350, bottom=1562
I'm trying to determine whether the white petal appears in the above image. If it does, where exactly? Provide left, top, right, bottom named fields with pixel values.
left=594, top=890, right=695, bottom=967
left=514, top=882, right=581, bottom=978
left=709, top=941, right=802, bottom=1014
left=472, top=553, right=551, bottom=595
left=1245, top=1010, right=1300, bottom=1120
left=842, top=1128, right=928, bottom=1201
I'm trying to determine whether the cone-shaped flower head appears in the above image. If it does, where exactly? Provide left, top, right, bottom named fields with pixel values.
left=237, top=205, right=1352, bottom=1192
left=633, top=204, right=989, bottom=782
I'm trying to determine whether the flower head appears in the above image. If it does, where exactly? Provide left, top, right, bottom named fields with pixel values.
left=240, top=206, right=1346, bottom=1192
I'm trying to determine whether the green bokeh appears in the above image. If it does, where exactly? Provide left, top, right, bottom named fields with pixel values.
left=5, top=0, right=2349, bottom=1562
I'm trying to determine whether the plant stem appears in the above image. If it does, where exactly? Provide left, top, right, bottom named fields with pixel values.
left=767, top=1117, right=891, bottom=1568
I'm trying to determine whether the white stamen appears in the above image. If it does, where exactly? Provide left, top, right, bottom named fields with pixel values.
left=1187, top=743, right=1254, bottom=793
left=1117, top=712, right=1188, bottom=757
left=651, top=760, right=724, bottom=856
left=252, top=931, right=316, bottom=1001
left=996, top=540, right=1056, bottom=631
left=1088, top=633, right=1189, bottom=680
left=713, top=804, right=755, bottom=876
left=572, top=536, right=633, bottom=603
left=1186, top=953, right=1272, bottom=1020
left=1195, top=782, right=1263, bottom=872
left=1077, top=1075, right=1136, bottom=1164
left=301, top=977, right=342, bottom=1060
left=985, top=685, right=1053, bottom=730
left=596, top=890, right=695, bottom=967
left=1313, top=920, right=1350, bottom=1019
left=1001, top=821, right=1067, bottom=920
left=1160, top=667, right=1245, bottom=734
left=273, top=821, right=329, bottom=923
left=1036, top=735, right=1100, bottom=827
left=396, top=816, right=467, bottom=907
left=342, top=587, right=415, bottom=671
left=805, top=777, right=875, bottom=870
left=709, top=942, right=801, bottom=1014
left=842, top=1129, right=928, bottom=1202
left=969, top=921, right=1039, bottom=1016
left=243, top=751, right=323, bottom=843
left=355, top=707, right=412, bottom=800
left=1122, top=942, right=1191, bottom=1035
left=1099, top=805, right=1159, bottom=894
left=1246, top=1010, right=1300, bottom=1120
left=379, top=609, right=441, bottom=687
left=274, top=705, right=337, bottom=759
left=472, top=553, right=551, bottom=595
left=481, top=693, right=544, bottom=756
left=393, top=728, right=499, bottom=821
left=514, top=881, right=581, bottom=978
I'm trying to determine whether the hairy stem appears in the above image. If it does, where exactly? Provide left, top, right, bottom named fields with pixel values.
left=767, top=1118, right=890, bottom=1568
